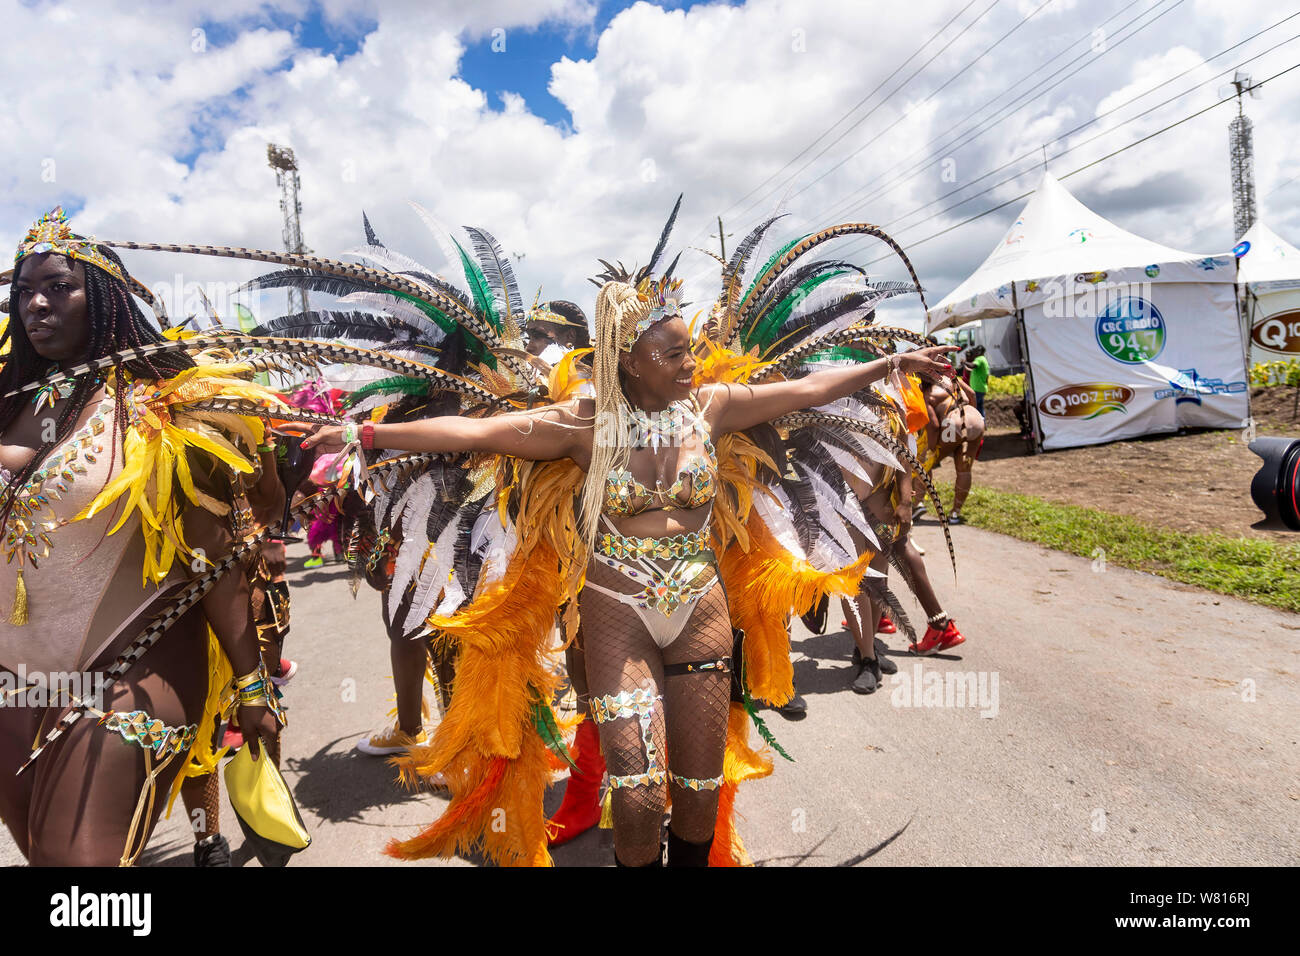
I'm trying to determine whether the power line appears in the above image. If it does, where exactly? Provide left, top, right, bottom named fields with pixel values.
left=856, top=60, right=1300, bottom=274
left=780, top=0, right=1059, bottom=206
left=881, top=26, right=1300, bottom=237
left=822, top=0, right=1188, bottom=226
left=824, top=9, right=1299, bottom=268
left=675, top=0, right=992, bottom=266
left=679, top=0, right=1037, bottom=287
left=711, top=0, right=986, bottom=224
left=681, top=0, right=1177, bottom=292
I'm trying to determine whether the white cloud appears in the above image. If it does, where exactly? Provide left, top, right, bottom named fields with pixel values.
left=3, top=0, right=1297, bottom=337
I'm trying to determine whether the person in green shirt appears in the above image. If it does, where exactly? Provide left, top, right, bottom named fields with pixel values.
left=965, top=345, right=990, bottom=414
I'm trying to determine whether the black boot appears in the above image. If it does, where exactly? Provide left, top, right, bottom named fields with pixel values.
left=850, top=647, right=882, bottom=695
left=874, top=637, right=898, bottom=675
left=193, top=834, right=231, bottom=867
left=667, top=830, right=713, bottom=867
left=774, top=689, right=807, bottom=720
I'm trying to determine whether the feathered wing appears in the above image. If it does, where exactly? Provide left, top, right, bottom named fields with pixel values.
left=387, top=455, right=585, bottom=867
left=692, top=214, right=965, bottom=864
left=74, top=361, right=287, bottom=585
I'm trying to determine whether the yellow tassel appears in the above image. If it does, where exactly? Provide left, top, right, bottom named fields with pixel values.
left=9, top=568, right=29, bottom=626
left=598, top=787, right=614, bottom=829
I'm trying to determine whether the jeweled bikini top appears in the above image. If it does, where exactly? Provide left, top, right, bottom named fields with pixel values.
left=603, top=399, right=717, bottom=518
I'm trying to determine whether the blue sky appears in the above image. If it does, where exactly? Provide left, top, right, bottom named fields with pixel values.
left=457, top=1, right=742, bottom=127
left=195, top=2, right=741, bottom=128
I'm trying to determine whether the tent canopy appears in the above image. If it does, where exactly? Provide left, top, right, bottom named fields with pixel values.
left=1237, top=221, right=1300, bottom=288
left=929, top=172, right=1233, bottom=332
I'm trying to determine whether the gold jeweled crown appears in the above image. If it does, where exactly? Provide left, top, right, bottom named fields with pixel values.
left=14, top=206, right=125, bottom=284
left=621, top=276, right=684, bottom=352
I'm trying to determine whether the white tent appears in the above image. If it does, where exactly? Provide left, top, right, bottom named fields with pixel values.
left=929, top=172, right=1247, bottom=451
left=1238, top=222, right=1300, bottom=366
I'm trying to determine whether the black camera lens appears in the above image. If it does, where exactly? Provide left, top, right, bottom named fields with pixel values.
left=1249, top=437, right=1300, bottom=531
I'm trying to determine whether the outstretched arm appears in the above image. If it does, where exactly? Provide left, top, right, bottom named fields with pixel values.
left=302, top=401, right=589, bottom=462
left=706, top=344, right=957, bottom=436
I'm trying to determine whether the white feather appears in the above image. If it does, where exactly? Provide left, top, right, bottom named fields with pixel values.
left=386, top=474, right=438, bottom=620
left=408, top=200, right=469, bottom=286
left=799, top=467, right=859, bottom=561
left=824, top=442, right=874, bottom=487
left=474, top=515, right=517, bottom=590
left=343, top=244, right=438, bottom=282
left=840, top=494, right=881, bottom=552
left=432, top=515, right=468, bottom=616
left=752, top=489, right=806, bottom=561
left=337, top=291, right=448, bottom=339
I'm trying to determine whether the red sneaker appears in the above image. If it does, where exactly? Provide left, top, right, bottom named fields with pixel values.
left=876, top=613, right=897, bottom=634
left=909, top=619, right=965, bottom=655
left=272, top=658, right=298, bottom=687
left=937, top=619, right=966, bottom=650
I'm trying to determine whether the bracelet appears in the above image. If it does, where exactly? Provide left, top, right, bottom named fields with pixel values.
left=361, top=422, right=375, bottom=450
left=234, top=665, right=268, bottom=691
left=229, top=662, right=287, bottom=726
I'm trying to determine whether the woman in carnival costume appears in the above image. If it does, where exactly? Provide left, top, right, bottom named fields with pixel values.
left=0, top=208, right=288, bottom=866
left=98, top=201, right=954, bottom=865
left=300, top=204, right=957, bottom=866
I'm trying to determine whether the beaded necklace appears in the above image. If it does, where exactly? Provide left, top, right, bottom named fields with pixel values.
left=625, top=400, right=708, bottom=450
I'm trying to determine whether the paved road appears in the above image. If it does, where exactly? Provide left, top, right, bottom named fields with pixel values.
left=4, top=521, right=1297, bottom=866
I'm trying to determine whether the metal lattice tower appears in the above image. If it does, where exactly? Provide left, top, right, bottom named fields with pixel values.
left=1228, top=72, right=1259, bottom=241
left=267, top=143, right=309, bottom=316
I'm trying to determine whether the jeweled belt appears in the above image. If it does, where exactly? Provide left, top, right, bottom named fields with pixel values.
left=596, top=527, right=710, bottom=560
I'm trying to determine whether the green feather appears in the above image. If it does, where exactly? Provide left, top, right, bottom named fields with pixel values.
left=452, top=238, right=500, bottom=333
left=390, top=289, right=495, bottom=370
left=739, top=235, right=805, bottom=314
left=529, top=692, right=577, bottom=771
left=804, top=345, right=878, bottom=364
left=744, top=268, right=845, bottom=354
left=392, top=290, right=457, bottom=336
left=735, top=652, right=794, bottom=762
left=743, top=690, right=795, bottom=763
left=343, top=376, right=430, bottom=407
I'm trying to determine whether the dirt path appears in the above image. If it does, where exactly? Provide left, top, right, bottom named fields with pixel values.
left=960, top=389, right=1298, bottom=544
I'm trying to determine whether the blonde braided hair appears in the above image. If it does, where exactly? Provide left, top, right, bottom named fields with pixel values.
left=577, top=280, right=656, bottom=553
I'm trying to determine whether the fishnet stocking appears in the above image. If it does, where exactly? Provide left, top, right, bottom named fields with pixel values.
left=180, top=771, right=221, bottom=840
left=580, top=557, right=732, bottom=864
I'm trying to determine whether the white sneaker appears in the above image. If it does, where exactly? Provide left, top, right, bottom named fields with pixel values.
left=355, top=725, right=427, bottom=756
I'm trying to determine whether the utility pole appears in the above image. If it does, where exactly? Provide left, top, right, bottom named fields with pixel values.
left=711, top=216, right=732, bottom=262
left=1227, top=71, right=1260, bottom=241
left=267, top=143, right=309, bottom=316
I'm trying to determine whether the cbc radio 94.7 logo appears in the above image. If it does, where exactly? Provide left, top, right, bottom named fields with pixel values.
left=1038, top=383, right=1134, bottom=419
left=1096, top=296, right=1165, bottom=364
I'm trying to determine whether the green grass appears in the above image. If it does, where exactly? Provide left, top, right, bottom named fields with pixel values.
left=935, top=483, right=1300, bottom=611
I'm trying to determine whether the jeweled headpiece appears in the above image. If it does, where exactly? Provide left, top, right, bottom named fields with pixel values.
left=621, top=276, right=684, bottom=352
left=14, top=206, right=125, bottom=284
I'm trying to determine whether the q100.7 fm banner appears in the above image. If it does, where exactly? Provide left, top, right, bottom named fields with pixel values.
left=1023, top=281, right=1248, bottom=451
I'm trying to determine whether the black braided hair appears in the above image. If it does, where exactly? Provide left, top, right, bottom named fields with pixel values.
left=547, top=300, right=591, bottom=350
left=0, top=241, right=196, bottom=529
